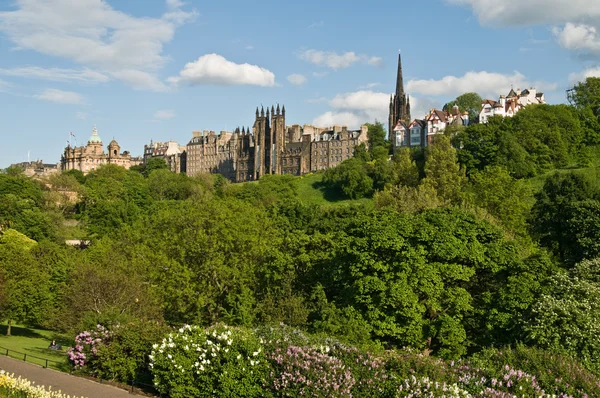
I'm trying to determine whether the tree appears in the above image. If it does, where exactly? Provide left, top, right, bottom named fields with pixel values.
left=569, top=76, right=600, bottom=117
left=468, top=166, right=533, bottom=238
left=322, top=158, right=373, bottom=199
left=144, top=157, right=169, bottom=177
left=365, top=121, right=388, bottom=154
left=525, top=271, right=600, bottom=374
left=444, top=92, right=482, bottom=123
left=530, top=171, right=599, bottom=264
left=422, top=135, right=466, bottom=204
left=391, top=148, right=420, bottom=187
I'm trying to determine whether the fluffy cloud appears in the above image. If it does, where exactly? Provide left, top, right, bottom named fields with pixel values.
left=554, top=23, right=600, bottom=55
left=407, top=71, right=557, bottom=98
left=287, top=74, right=308, bottom=86
left=168, top=54, right=276, bottom=87
left=153, top=110, right=176, bottom=120
left=33, top=89, right=85, bottom=105
left=312, top=90, right=390, bottom=128
left=0, top=66, right=109, bottom=83
left=446, top=0, right=600, bottom=26
left=0, top=0, right=197, bottom=91
left=299, top=50, right=383, bottom=70
left=312, top=112, right=361, bottom=129
left=447, top=0, right=600, bottom=58
left=568, top=67, right=600, bottom=84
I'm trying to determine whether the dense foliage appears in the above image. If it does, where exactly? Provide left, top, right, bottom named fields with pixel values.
left=2, top=85, right=600, bottom=394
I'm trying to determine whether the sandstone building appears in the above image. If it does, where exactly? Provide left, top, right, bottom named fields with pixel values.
left=143, top=140, right=186, bottom=173
left=61, top=125, right=141, bottom=174
left=185, top=105, right=368, bottom=182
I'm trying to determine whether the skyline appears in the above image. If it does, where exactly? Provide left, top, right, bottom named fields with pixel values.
left=1, top=0, right=599, bottom=168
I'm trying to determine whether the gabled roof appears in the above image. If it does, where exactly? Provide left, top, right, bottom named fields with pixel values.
left=409, top=119, right=426, bottom=128
left=507, top=89, right=517, bottom=98
left=482, top=99, right=497, bottom=107
left=393, top=120, right=408, bottom=131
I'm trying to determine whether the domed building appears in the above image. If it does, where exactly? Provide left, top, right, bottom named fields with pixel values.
left=61, top=125, right=142, bottom=174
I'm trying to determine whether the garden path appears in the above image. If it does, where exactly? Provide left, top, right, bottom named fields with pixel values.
left=0, top=355, right=133, bottom=398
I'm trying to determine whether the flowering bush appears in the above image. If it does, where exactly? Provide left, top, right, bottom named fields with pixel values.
left=0, top=370, right=83, bottom=398
left=67, top=321, right=167, bottom=384
left=268, top=345, right=355, bottom=397
left=66, top=324, right=112, bottom=370
left=150, top=324, right=270, bottom=398
left=395, top=375, right=470, bottom=397
left=324, top=340, right=392, bottom=397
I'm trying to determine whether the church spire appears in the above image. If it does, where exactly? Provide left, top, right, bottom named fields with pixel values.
left=395, top=51, right=404, bottom=98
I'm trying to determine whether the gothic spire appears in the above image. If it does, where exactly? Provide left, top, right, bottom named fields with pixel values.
left=276, top=104, right=280, bottom=114
left=396, top=52, right=404, bottom=98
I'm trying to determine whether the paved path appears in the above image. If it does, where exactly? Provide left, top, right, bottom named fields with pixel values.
left=0, top=355, right=134, bottom=398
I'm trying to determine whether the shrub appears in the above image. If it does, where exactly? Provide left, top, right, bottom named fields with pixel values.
left=267, top=345, right=355, bottom=397
left=470, top=346, right=600, bottom=397
left=395, top=375, right=470, bottom=397
left=67, top=322, right=167, bottom=384
left=151, top=324, right=270, bottom=398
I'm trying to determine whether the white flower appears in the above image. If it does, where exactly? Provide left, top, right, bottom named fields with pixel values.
left=237, top=354, right=241, bottom=360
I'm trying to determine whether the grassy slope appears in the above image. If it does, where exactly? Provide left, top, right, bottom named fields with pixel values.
left=294, top=172, right=372, bottom=207
left=0, top=324, right=69, bottom=371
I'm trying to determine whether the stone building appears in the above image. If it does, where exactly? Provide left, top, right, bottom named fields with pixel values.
left=10, top=160, right=59, bottom=178
left=184, top=106, right=368, bottom=182
left=61, top=125, right=141, bottom=174
left=143, top=140, right=186, bottom=173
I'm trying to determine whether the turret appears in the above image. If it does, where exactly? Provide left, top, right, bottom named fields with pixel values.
left=256, top=107, right=259, bottom=118
left=267, top=107, right=270, bottom=118
left=276, top=104, right=280, bottom=115
left=261, top=106, right=265, bottom=117
left=281, top=105, right=285, bottom=116
left=271, top=105, right=275, bottom=117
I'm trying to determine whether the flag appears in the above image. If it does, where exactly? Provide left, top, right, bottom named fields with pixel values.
left=70, top=132, right=76, bottom=137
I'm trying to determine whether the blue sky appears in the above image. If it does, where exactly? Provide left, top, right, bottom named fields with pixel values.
left=1, top=0, right=599, bottom=168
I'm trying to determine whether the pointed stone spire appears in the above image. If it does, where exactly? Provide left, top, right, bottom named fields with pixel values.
left=396, top=52, right=404, bottom=98
left=266, top=107, right=270, bottom=117
left=271, top=105, right=275, bottom=116
left=281, top=105, right=285, bottom=116
left=261, top=106, right=265, bottom=117
left=242, top=126, right=246, bottom=134
left=276, top=104, right=280, bottom=115
left=256, top=107, right=259, bottom=117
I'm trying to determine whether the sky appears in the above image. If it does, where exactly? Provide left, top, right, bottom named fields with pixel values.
left=1, top=0, right=600, bottom=168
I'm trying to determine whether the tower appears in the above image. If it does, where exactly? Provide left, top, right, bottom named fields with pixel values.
left=389, top=52, right=411, bottom=145
left=271, top=104, right=286, bottom=174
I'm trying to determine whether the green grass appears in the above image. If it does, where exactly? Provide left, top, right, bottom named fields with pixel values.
left=294, top=172, right=372, bottom=207
left=0, top=324, right=70, bottom=371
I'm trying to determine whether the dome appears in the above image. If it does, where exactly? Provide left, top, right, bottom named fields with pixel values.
left=88, top=125, right=102, bottom=143
left=108, top=139, right=119, bottom=147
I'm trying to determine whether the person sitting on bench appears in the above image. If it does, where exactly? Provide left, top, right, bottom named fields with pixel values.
left=48, top=340, right=62, bottom=350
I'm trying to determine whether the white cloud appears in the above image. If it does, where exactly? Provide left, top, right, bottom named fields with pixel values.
left=299, top=50, right=383, bottom=70
left=407, top=71, right=557, bottom=98
left=308, top=21, right=324, bottom=29
left=111, top=70, right=169, bottom=92
left=447, top=0, right=600, bottom=59
left=554, top=23, right=600, bottom=55
left=0, top=66, right=109, bottom=83
left=409, top=95, right=439, bottom=121
left=0, top=0, right=197, bottom=91
left=245, top=45, right=254, bottom=50
left=168, top=54, right=275, bottom=87
left=153, top=109, right=176, bottom=120
left=312, top=90, right=390, bottom=129
left=75, top=111, right=88, bottom=120
left=287, top=74, right=307, bottom=86
left=33, top=89, right=85, bottom=105
left=446, top=0, right=600, bottom=26
left=312, top=112, right=361, bottom=129
left=568, top=67, right=600, bottom=84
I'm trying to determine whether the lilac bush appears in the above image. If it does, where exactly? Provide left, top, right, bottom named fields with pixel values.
left=268, top=345, right=355, bottom=397
left=66, top=324, right=112, bottom=370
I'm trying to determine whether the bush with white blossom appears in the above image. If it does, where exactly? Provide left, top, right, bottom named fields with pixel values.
left=150, top=323, right=270, bottom=398
left=0, top=370, right=84, bottom=398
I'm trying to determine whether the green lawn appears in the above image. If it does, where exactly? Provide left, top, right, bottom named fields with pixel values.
left=294, top=172, right=372, bottom=207
left=0, top=324, right=70, bottom=371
